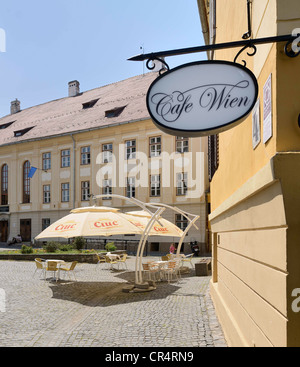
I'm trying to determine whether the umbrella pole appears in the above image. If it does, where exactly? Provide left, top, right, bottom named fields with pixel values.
left=88, top=194, right=198, bottom=291
left=176, top=216, right=199, bottom=256
left=135, top=231, right=146, bottom=284
left=136, top=207, right=165, bottom=285
left=146, top=202, right=199, bottom=257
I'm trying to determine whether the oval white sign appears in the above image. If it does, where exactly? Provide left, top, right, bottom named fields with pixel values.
left=147, top=61, right=259, bottom=137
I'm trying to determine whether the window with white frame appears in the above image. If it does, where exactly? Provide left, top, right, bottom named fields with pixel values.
left=102, top=143, right=113, bottom=163
left=126, top=177, right=135, bottom=198
left=175, top=214, right=188, bottom=232
left=176, top=172, right=188, bottom=196
left=43, top=185, right=51, bottom=204
left=125, top=140, right=136, bottom=160
left=81, top=181, right=90, bottom=201
left=42, top=152, right=51, bottom=171
left=61, top=149, right=70, bottom=168
left=61, top=183, right=70, bottom=202
left=176, top=137, right=189, bottom=153
left=102, top=179, right=112, bottom=199
left=81, top=146, right=91, bottom=165
left=150, top=174, right=161, bottom=197
left=149, top=136, right=161, bottom=157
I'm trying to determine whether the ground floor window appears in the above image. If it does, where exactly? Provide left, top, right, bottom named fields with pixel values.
left=175, top=214, right=188, bottom=233
left=42, top=218, right=50, bottom=231
left=150, top=242, right=160, bottom=252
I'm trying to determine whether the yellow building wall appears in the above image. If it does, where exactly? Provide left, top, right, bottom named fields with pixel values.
left=210, top=0, right=278, bottom=211
left=0, top=118, right=208, bottom=252
left=201, top=0, right=300, bottom=347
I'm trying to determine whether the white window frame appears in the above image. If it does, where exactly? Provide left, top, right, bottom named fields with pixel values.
left=149, top=136, right=161, bottom=157
left=43, top=184, right=51, bottom=204
left=175, top=214, right=188, bottom=232
left=61, top=183, right=70, bottom=202
left=81, top=181, right=90, bottom=201
left=126, top=177, right=136, bottom=198
left=61, top=149, right=70, bottom=168
left=81, top=146, right=91, bottom=165
left=102, top=143, right=113, bottom=163
left=176, top=172, right=188, bottom=196
left=150, top=174, right=161, bottom=197
left=102, top=179, right=112, bottom=199
left=176, top=137, right=189, bottom=153
left=126, top=140, right=136, bottom=160
left=42, top=152, right=51, bottom=171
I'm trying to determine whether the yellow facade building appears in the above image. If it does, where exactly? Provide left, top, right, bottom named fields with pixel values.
left=0, top=72, right=209, bottom=254
left=198, top=0, right=300, bottom=347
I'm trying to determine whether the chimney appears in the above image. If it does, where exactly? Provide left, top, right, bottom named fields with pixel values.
left=11, top=99, right=21, bottom=114
left=68, top=80, right=80, bottom=97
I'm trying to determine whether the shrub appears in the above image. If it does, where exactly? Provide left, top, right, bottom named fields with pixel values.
left=73, top=237, right=86, bottom=251
left=21, top=245, right=33, bottom=254
left=43, top=241, right=59, bottom=253
left=105, top=242, right=116, bottom=252
left=59, top=244, right=74, bottom=252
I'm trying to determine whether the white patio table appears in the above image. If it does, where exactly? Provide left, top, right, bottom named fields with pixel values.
left=150, top=260, right=168, bottom=281
left=44, top=259, right=66, bottom=281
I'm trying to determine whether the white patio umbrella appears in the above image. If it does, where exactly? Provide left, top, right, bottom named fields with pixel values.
left=120, top=210, right=183, bottom=238
left=35, top=206, right=143, bottom=240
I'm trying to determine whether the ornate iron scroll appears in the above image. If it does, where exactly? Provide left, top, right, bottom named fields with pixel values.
left=234, top=41, right=257, bottom=67
left=146, top=56, right=170, bottom=75
left=284, top=39, right=300, bottom=58
left=234, top=37, right=300, bottom=66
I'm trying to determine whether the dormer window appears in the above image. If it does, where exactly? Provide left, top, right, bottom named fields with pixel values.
left=14, top=126, right=35, bottom=137
left=0, top=121, right=15, bottom=130
left=105, top=106, right=126, bottom=118
left=82, top=99, right=99, bottom=109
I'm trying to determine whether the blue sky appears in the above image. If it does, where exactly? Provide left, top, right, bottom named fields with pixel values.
left=0, top=0, right=206, bottom=118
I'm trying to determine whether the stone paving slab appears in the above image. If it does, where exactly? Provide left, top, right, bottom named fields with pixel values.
left=0, top=256, right=227, bottom=347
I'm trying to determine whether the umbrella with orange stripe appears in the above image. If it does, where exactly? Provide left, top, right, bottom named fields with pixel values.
left=35, top=206, right=143, bottom=240
left=120, top=210, right=183, bottom=238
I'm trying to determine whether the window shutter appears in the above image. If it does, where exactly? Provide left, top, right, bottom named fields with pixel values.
left=208, top=134, right=219, bottom=182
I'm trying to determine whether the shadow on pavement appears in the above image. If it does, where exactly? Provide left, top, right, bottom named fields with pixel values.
left=48, top=279, right=181, bottom=307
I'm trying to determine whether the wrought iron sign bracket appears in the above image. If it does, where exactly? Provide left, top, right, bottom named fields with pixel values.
left=145, top=57, right=170, bottom=75
left=242, top=0, right=253, bottom=40
left=129, top=33, right=300, bottom=71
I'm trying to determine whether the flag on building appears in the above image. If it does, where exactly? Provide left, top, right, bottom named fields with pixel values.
left=28, top=167, right=37, bottom=178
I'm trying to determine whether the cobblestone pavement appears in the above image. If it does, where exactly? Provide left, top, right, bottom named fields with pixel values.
left=0, top=256, right=227, bottom=347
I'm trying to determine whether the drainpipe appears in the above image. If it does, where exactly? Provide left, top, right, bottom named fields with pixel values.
left=198, top=0, right=216, bottom=60
left=198, top=0, right=210, bottom=45
left=71, top=134, right=76, bottom=209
